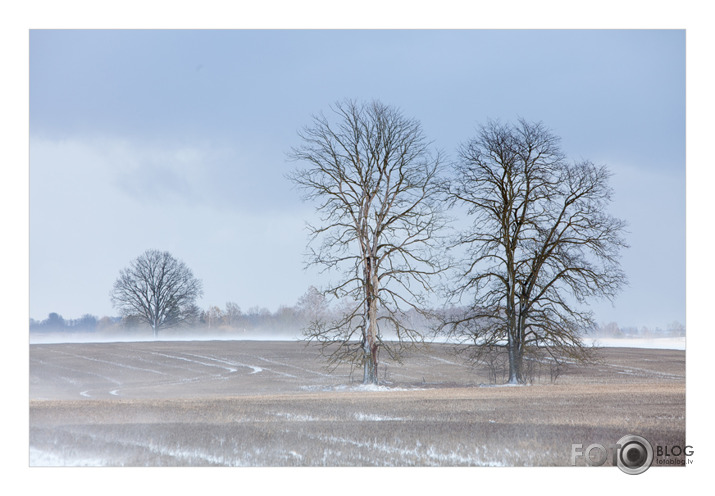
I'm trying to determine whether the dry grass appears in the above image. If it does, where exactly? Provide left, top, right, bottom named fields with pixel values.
left=29, top=340, right=685, bottom=467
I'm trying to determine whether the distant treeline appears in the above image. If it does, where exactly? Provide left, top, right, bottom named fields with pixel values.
left=29, top=287, right=430, bottom=337
left=30, top=287, right=684, bottom=340
left=29, top=312, right=120, bottom=333
left=29, top=305, right=315, bottom=336
left=592, top=321, right=685, bottom=338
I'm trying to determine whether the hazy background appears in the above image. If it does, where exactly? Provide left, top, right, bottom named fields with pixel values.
left=29, top=29, right=685, bottom=330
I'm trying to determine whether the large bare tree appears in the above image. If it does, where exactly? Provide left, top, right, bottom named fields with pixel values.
left=288, top=100, right=447, bottom=384
left=444, top=119, right=627, bottom=383
left=110, top=249, right=203, bottom=338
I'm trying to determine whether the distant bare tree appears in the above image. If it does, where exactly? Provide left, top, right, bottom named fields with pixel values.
left=443, top=119, right=627, bottom=383
left=296, top=286, right=330, bottom=328
left=288, top=100, right=447, bottom=384
left=204, top=305, right=224, bottom=329
left=110, top=249, right=203, bottom=338
left=224, top=301, right=242, bottom=328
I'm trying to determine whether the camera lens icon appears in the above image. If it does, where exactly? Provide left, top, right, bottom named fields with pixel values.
left=616, top=435, right=653, bottom=475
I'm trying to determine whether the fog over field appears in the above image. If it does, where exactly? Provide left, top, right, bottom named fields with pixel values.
left=29, top=329, right=686, bottom=350
left=30, top=340, right=685, bottom=467
left=29, top=329, right=305, bottom=345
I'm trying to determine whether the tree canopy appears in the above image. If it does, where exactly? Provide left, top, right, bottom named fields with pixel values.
left=110, top=249, right=203, bottom=338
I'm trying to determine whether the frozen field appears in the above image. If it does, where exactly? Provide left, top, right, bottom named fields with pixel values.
left=29, top=340, right=685, bottom=466
left=582, top=336, right=685, bottom=350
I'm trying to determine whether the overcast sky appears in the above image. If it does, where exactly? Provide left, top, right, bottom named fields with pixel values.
left=29, top=29, right=685, bottom=329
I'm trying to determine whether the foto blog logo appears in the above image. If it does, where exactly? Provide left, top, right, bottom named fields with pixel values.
left=571, top=435, right=654, bottom=475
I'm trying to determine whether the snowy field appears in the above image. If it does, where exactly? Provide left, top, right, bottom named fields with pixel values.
left=28, top=330, right=304, bottom=345
left=30, top=330, right=686, bottom=350
left=29, top=340, right=685, bottom=467
left=582, top=337, right=685, bottom=350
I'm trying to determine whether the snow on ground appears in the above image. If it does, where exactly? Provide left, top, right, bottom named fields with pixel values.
left=30, top=330, right=685, bottom=351
left=28, top=331, right=302, bottom=344
left=582, top=337, right=685, bottom=350
left=427, top=334, right=686, bottom=350
left=300, top=384, right=424, bottom=393
left=354, top=412, right=406, bottom=421
left=29, top=447, right=107, bottom=467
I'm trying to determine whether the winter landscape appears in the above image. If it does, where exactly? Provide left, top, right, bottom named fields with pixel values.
left=25, top=27, right=691, bottom=480
left=29, top=337, right=685, bottom=467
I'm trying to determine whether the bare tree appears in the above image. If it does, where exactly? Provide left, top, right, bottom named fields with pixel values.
left=224, top=301, right=242, bottom=328
left=288, top=100, right=447, bottom=384
left=296, top=286, right=330, bottom=328
left=110, top=249, right=203, bottom=338
left=443, top=119, right=627, bottom=383
left=203, top=305, right=224, bottom=329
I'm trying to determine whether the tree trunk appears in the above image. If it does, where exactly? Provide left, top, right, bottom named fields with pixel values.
left=511, top=307, right=530, bottom=384
left=362, top=255, right=379, bottom=385
left=507, top=342, right=523, bottom=384
left=505, top=270, right=522, bottom=384
left=363, top=345, right=378, bottom=385
left=362, top=301, right=379, bottom=385
left=508, top=305, right=530, bottom=384
left=362, top=315, right=378, bottom=385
